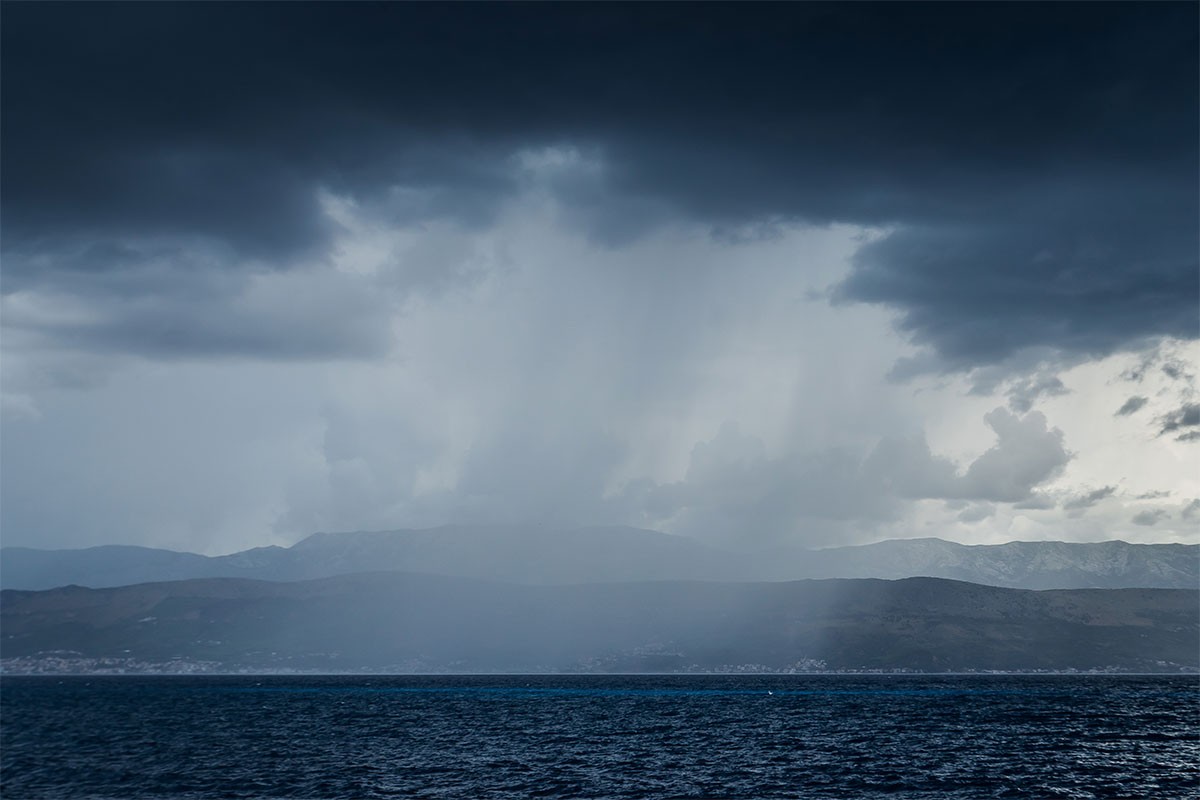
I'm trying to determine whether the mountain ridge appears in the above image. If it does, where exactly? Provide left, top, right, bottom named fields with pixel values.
left=2, top=527, right=1195, bottom=591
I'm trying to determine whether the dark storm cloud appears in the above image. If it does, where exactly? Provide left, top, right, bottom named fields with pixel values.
left=838, top=206, right=1196, bottom=372
left=1, top=241, right=395, bottom=365
left=1115, top=396, right=1149, bottom=417
left=3, top=3, right=1196, bottom=364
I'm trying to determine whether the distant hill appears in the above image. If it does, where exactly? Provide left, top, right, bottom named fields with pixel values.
left=2, top=527, right=1196, bottom=591
left=773, top=537, right=1200, bottom=590
left=2, top=574, right=1195, bottom=673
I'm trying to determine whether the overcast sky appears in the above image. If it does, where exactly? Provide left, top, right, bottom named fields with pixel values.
left=2, top=4, right=1197, bottom=555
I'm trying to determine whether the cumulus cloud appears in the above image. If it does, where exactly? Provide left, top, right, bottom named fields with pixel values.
left=957, top=410, right=1070, bottom=502
left=640, top=407, right=1069, bottom=546
left=861, top=409, right=1071, bottom=505
left=641, top=423, right=901, bottom=546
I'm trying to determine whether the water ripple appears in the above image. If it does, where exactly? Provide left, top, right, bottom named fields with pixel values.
left=2, top=675, right=1197, bottom=799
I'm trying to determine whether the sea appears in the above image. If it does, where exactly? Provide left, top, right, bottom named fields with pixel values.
left=1, top=674, right=1197, bottom=799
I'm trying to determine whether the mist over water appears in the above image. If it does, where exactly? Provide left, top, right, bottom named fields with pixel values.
left=4, top=675, right=1197, bottom=799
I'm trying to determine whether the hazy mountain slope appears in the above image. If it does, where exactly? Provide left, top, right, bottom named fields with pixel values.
left=277, top=525, right=749, bottom=584
left=2, top=528, right=1195, bottom=591
left=0, top=546, right=226, bottom=590
left=3, top=574, right=1195, bottom=673
left=1, top=526, right=745, bottom=590
left=786, top=538, right=1200, bottom=589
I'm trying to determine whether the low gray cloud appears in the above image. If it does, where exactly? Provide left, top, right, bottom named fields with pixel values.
left=1182, top=499, right=1200, bottom=520
left=957, top=504, right=996, bottom=524
left=1063, top=486, right=1117, bottom=514
left=1005, top=375, right=1069, bottom=414
left=1131, top=509, right=1169, bottom=527
left=1122, top=345, right=1198, bottom=386
left=1013, top=493, right=1056, bottom=511
left=5, top=266, right=395, bottom=363
left=1115, top=396, right=1149, bottom=416
left=1159, top=403, right=1200, bottom=439
left=1161, top=358, right=1194, bottom=383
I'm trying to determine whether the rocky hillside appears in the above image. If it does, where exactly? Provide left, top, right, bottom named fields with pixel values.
left=3, top=574, right=1195, bottom=673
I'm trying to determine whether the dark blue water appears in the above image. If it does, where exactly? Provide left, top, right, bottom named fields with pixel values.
left=2, top=675, right=1197, bottom=799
